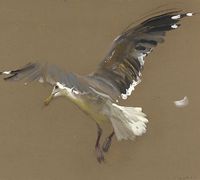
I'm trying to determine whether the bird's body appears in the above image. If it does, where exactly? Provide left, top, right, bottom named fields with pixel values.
left=48, top=74, right=110, bottom=124
left=64, top=82, right=109, bottom=124
left=0, top=9, right=195, bottom=162
left=48, top=75, right=115, bottom=126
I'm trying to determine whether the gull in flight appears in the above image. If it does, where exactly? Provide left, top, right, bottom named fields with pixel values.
left=0, top=10, right=195, bottom=162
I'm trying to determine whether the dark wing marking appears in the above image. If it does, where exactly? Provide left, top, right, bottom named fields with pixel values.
left=0, top=62, right=71, bottom=86
left=87, top=10, right=194, bottom=100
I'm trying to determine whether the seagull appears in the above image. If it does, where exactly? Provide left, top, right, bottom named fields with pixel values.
left=0, top=10, right=195, bottom=162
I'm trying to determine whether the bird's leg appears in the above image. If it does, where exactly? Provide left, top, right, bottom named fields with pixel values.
left=95, top=123, right=104, bottom=163
left=102, top=131, right=115, bottom=153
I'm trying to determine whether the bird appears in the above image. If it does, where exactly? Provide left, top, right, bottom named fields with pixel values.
left=0, top=9, right=195, bottom=163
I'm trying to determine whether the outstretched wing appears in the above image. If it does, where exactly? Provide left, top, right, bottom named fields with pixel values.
left=87, top=10, right=194, bottom=100
left=0, top=62, right=72, bottom=86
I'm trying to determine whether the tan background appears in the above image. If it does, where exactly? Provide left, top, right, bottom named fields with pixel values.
left=0, top=0, right=200, bottom=180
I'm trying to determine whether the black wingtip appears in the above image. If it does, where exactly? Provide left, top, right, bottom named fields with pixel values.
left=0, top=62, right=37, bottom=81
left=0, top=71, right=16, bottom=81
left=140, top=11, right=195, bottom=34
left=3, top=73, right=17, bottom=81
left=0, top=70, right=12, bottom=76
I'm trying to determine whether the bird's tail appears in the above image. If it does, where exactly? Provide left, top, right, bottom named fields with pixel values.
left=109, top=103, right=148, bottom=141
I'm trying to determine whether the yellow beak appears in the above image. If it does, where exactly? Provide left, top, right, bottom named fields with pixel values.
left=44, top=94, right=53, bottom=106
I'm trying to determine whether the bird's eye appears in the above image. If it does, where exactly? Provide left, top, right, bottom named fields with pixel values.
left=55, top=85, right=59, bottom=89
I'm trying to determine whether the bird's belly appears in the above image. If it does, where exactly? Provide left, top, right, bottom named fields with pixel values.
left=71, top=97, right=108, bottom=124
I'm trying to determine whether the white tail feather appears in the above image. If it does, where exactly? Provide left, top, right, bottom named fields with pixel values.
left=109, top=103, right=148, bottom=141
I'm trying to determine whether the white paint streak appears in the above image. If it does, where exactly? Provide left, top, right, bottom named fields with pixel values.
left=171, top=24, right=178, bottom=29
left=114, top=35, right=121, bottom=41
left=121, top=50, right=146, bottom=100
left=186, top=12, right=193, bottom=17
left=72, top=89, right=79, bottom=95
left=107, top=50, right=115, bottom=61
left=174, top=96, right=189, bottom=108
left=121, top=78, right=141, bottom=99
left=171, top=14, right=181, bottom=20
left=138, top=53, right=146, bottom=66
left=89, top=87, right=112, bottom=100
left=38, top=77, right=44, bottom=83
left=3, top=71, right=11, bottom=75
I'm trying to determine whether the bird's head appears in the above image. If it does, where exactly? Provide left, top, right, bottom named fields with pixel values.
left=44, top=82, right=68, bottom=105
left=44, top=82, right=80, bottom=105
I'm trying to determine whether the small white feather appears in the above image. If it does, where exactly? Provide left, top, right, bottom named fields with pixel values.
left=174, top=96, right=189, bottom=108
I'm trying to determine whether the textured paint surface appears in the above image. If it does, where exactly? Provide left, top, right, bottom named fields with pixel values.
left=0, top=1, right=200, bottom=180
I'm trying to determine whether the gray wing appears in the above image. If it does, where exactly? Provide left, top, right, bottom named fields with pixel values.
left=0, top=62, right=71, bottom=86
left=87, top=10, right=194, bottom=100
